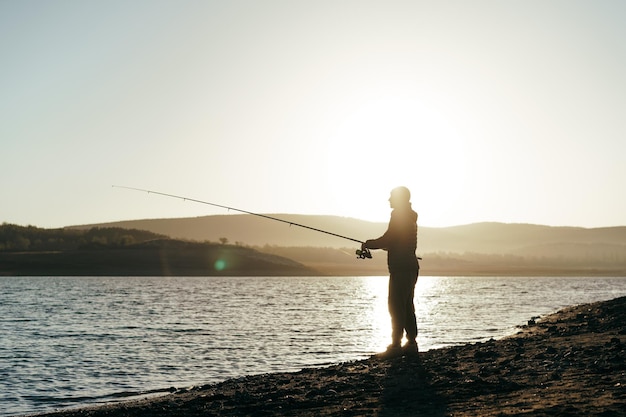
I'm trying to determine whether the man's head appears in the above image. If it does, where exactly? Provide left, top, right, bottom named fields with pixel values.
left=389, top=186, right=411, bottom=208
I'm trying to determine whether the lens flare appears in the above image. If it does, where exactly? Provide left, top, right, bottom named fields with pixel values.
left=214, top=259, right=226, bottom=271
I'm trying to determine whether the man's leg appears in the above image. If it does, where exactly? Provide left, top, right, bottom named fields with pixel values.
left=388, top=274, right=404, bottom=347
left=404, top=269, right=419, bottom=343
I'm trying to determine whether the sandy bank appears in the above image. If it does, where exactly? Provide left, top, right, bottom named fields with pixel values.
left=36, top=296, right=626, bottom=416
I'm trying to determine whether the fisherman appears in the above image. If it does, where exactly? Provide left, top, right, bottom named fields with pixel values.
left=362, top=186, right=419, bottom=357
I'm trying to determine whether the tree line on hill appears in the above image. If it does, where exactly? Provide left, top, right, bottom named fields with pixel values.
left=0, top=224, right=316, bottom=276
left=0, top=223, right=166, bottom=251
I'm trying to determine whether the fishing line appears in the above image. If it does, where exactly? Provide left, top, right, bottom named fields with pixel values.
left=112, top=185, right=372, bottom=259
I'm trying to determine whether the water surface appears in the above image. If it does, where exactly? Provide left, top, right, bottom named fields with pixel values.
left=1, top=275, right=624, bottom=416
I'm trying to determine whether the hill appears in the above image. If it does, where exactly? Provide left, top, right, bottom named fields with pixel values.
left=70, top=215, right=381, bottom=248
left=71, top=215, right=626, bottom=255
left=0, top=224, right=316, bottom=276
left=70, top=216, right=626, bottom=276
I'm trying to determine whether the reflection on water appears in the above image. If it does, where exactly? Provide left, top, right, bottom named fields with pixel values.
left=1, top=275, right=625, bottom=416
left=417, top=276, right=626, bottom=349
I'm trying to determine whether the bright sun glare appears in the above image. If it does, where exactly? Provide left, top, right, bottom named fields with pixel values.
left=325, top=97, right=468, bottom=222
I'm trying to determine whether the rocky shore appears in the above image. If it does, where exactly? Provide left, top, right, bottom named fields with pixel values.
left=36, top=296, right=626, bottom=417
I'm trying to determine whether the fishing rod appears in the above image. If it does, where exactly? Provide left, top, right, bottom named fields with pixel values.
left=112, top=185, right=372, bottom=259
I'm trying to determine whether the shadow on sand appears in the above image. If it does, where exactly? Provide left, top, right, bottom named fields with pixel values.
left=377, top=355, right=447, bottom=417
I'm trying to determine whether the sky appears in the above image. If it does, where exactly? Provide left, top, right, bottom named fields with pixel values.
left=2, top=1, right=625, bottom=229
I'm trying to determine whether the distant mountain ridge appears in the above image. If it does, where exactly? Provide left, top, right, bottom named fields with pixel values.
left=422, top=222, right=626, bottom=257
left=71, top=215, right=626, bottom=259
left=6, top=219, right=624, bottom=276
left=71, top=214, right=383, bottom=249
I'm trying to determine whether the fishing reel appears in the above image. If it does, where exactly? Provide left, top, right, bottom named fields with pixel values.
left=356, top=248, right=372, bottom=259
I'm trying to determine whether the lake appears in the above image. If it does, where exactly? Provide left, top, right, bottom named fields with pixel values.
left=1, top=275, right=625, bottom=416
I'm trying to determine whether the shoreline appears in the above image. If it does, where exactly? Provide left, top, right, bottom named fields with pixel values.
left=33, top=296, right=626, bottom=417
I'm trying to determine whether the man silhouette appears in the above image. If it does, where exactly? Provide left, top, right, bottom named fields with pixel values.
left=362, top=186, right=419, bottom=357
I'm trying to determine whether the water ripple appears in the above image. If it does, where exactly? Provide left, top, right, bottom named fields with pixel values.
left=1, top=275, right=625, bottom=416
